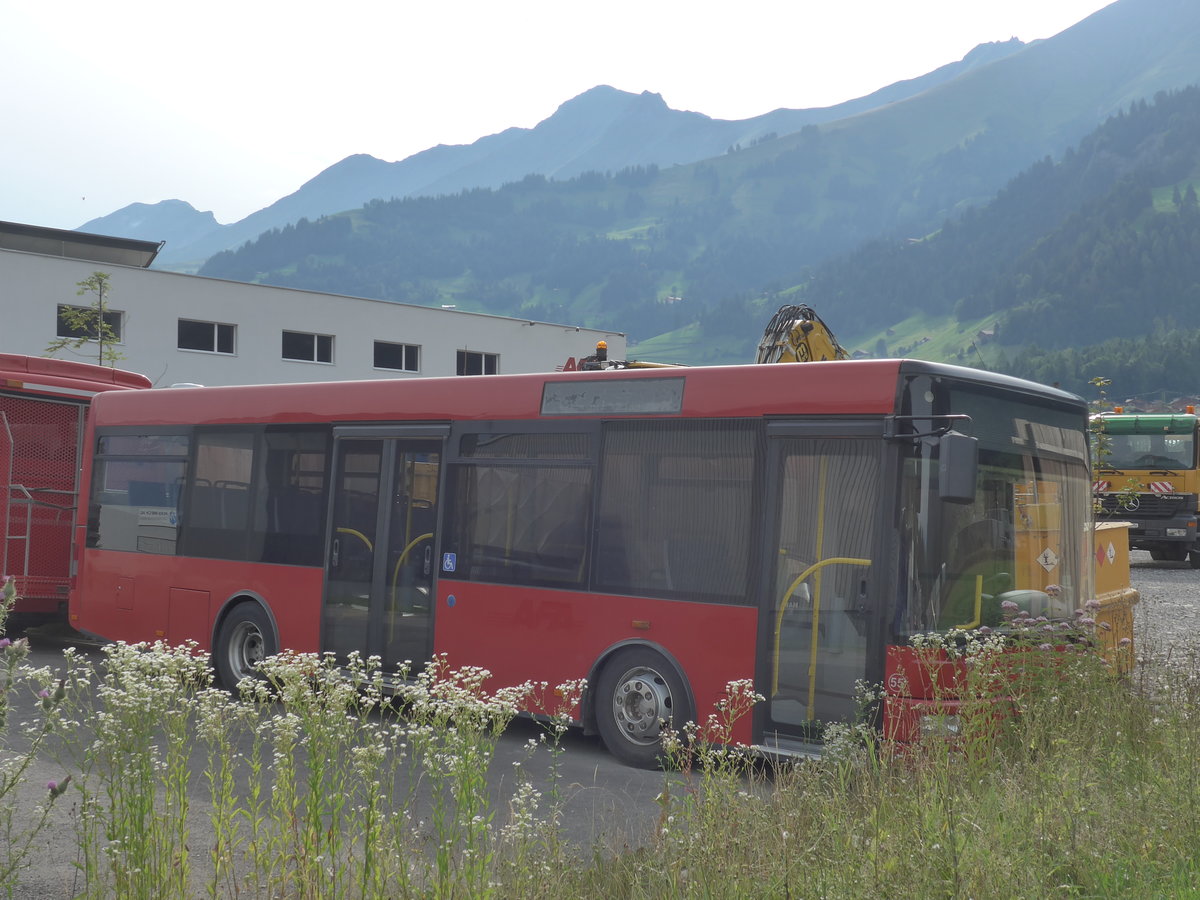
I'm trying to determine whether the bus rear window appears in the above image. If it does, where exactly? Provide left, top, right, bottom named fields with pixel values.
left=89, top=458, right=186, bottom=555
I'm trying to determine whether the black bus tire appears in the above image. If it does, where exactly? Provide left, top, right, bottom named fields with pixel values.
left=214, top=603, right=277, bottom=691
left=595, top=647, right=691, bottom=769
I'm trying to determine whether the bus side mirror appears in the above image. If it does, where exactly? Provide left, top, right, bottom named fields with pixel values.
left=939, top=431, right=978, bottom=504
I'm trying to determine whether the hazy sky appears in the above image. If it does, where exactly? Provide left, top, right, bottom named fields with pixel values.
left=2, top=0, right=1116, bottom=231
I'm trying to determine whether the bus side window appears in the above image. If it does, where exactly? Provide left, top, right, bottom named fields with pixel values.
left=595, top=420, right=756, bottom=602
left=256, top=428, right=330, bottom=567
left=446, top=463, right=592, bottom=588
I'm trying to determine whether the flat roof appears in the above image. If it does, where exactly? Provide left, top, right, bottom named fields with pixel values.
left=0, top=220, right=163, bottom=268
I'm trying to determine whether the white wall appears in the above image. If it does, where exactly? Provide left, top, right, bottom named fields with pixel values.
left=1, top=248, right=625, bottom=387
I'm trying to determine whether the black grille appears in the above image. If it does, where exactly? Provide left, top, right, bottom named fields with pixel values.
left=1095, top=492, right=1192, bottom=518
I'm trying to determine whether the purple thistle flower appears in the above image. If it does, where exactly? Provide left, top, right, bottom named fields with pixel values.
left=46, top=775, right=71, bottom=799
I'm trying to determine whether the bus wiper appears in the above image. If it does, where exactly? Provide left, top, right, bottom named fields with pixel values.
left=1149, top=469, right=1179, bottom=476
left=1095, top=467, right=1123, bottom=474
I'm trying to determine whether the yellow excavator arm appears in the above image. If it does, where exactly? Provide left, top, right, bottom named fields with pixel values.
left=755, top=304, right=848, bottom=364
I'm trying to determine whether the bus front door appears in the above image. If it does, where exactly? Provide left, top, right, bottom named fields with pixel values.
left=323, top=432, right=445, bottom=674
left=762, top=431, right=881, bottom=742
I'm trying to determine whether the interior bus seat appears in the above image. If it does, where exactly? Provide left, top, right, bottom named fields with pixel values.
left=215, top=481, right=250, bottom=529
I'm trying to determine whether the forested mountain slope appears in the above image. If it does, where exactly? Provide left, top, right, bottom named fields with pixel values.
left=783, top=86, right=1200, bottom=394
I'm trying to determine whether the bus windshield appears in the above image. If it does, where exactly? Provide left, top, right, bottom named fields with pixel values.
left=893, top=378, right=1093, bottom=636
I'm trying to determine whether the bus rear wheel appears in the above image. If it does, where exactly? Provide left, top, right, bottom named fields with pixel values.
left=595, top=647, right=690, bottom=769
left=214, top=603, right=277, bottom=690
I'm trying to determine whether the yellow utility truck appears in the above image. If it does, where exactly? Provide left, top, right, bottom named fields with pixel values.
left=1093, top=409, right=1200, bottom=567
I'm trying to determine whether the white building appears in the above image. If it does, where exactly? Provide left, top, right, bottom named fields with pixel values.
left=0, top=221, right=625, bottom=387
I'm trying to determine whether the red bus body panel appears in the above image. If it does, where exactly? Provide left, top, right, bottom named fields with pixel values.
left=0, top=355, right=150, bottom=615
left=0, top=353, right=152, bottom=397
left=434, top=580, right=759, bottom=743
left=72, top=551, right=324, bottom=652
left=82, top=361, right=904, bottom=427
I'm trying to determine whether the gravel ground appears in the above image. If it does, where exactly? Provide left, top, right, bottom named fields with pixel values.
left=1129, top=549, right=1200, bottom=664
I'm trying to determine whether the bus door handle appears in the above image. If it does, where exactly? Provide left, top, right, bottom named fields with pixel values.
left=423, top=545, right=432, bottom=577
left=331, top=538, right=340, bottom=569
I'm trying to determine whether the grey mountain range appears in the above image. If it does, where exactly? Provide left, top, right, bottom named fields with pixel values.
left=79, top=39, right=1028, bottom=268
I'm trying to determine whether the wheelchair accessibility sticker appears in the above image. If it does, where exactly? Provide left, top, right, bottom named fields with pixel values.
left=442, top=552, right=457, bottom=573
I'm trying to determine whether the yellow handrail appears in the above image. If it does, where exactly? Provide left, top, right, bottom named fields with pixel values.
left=390, top=532, right=433, bottom=606
left=390, top=532, right=434, bottom=639
left=772, top=556, right=872, bottom=697
left=955, top=575, right=985, bottom=630
left=336, top=526, right=373, bottom=553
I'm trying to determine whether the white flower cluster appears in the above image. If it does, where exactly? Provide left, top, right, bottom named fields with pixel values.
left=908, top=627, right=1009, bottom=660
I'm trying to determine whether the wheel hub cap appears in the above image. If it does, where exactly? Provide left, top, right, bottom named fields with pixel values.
left=612, top=666, right=672, bottom=745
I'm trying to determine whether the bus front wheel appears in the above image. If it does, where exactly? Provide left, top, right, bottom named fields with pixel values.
left=595, top=647, right=690, bottom=769
left=214, top=603, right=277, bottom=690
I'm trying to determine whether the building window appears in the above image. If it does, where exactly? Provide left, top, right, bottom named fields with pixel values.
left=56, top=304, right=123, bottom=342
left=178, top=319, right=236, bottom=354
left=456, top=350, right=498, bottom=376
left=374, top=341, right=420, bottom=372
left=283, top=330, right=333, bottom=363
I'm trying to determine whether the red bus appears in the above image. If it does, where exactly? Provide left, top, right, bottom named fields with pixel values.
left=69, top=360, right=1100, bottom=765
left=0, top=353, right=151, bottom=622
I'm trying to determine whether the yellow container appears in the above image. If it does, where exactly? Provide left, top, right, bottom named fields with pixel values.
left=1091, top=521, right=1139, bottom=672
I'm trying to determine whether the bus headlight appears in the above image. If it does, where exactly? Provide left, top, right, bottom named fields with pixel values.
left=1167, top=528, right=1188, bottom=537
left=919, top=714, right=962, bottom=738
